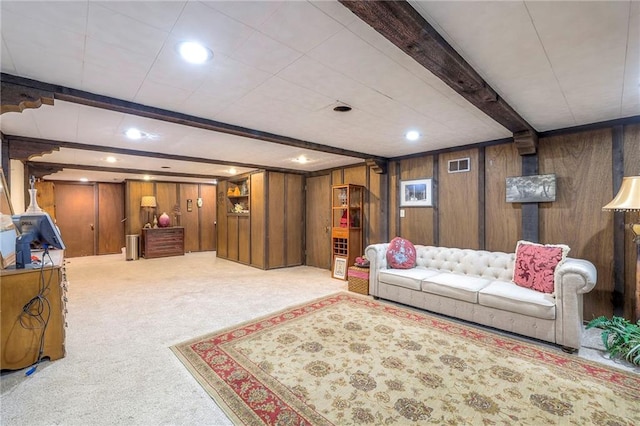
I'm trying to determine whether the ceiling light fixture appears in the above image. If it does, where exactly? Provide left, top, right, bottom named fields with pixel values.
left=405, top=130, right=420, bottom=141
left=143, top=175, right=152, bottom=181
left=104, top=156, right=117, bottom=163
left=228, top=168, right=237, bottom=175
left=177, top=41, right=213, bottom=64
left=125, top=128, right=145, bottom=140
left=80, top=177, right=88, bottom=182
left=293, top=155, right=309, bottom=164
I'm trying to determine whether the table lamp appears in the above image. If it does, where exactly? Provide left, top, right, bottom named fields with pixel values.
left=140, top=195, right=157, bottom=228
left=603, top=176, right=640, bottom=321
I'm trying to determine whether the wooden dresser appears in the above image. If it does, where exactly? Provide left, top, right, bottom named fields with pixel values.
left=141, top=227, right=185, bottom=259
left=1, top=250, right=66, bottom=371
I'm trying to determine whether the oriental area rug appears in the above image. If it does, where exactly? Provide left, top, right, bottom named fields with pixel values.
left=171, top=292, right=639, bottom=425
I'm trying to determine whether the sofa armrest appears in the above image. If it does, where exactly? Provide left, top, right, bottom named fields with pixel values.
left=554, top=258, right=597, bottom=350
left=365, top=243, right=389, bottom=297
left=556, top=258, right=597, bottom=295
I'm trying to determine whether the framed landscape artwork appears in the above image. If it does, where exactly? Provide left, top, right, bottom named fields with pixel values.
left=506, top=174, right=557, bottom=203
left=400, top=178, right=432, bottom=207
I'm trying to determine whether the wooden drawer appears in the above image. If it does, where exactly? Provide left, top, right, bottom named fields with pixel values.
left=142, top=227, right=185, bottom=259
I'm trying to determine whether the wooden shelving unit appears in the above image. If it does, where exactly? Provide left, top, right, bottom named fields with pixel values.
left=331, top=184, right=364, bottom=280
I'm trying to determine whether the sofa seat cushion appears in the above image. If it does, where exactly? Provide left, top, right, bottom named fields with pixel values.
left=478, top=281, right=556, bottom=320
left=421, top=273, right=491, bottom=303
left=379, top=267, right=441, bottom=291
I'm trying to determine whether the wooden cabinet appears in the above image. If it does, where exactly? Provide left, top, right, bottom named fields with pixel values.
left=331, top=184, right=364, bottom=280
left=1, top=251, right=66, bottom=370
left=141, top=227, right=185, bottom=259
left=217, top=171, right=304, bottom=269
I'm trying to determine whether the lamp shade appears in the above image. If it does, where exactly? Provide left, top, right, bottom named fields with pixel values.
left=140, top=195, right=157, bottom=208
left=603, top=176, right=640, bottom=212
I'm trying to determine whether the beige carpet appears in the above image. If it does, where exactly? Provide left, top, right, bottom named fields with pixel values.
left=172, top=293, right=640, bottom=425
left=1, top=252, right=638, bottom=425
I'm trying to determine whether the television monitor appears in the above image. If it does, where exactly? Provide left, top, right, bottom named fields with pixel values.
left=12, top=212, right=65, bottom=269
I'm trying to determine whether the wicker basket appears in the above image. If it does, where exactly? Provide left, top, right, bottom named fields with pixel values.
left=347, top=266, right=369, bottom=295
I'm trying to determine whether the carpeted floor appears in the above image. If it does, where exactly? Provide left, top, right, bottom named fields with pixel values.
left=1, top=252, right=638, bottom=425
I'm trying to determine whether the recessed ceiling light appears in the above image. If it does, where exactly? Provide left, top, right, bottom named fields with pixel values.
left=211, top=179, right=218, bottom=185
left=104, top=156, right=117, bottom=163
left=405, top=130, right=420, bottom=141
left=125, top=128, right=145, bottom=140
left=80, top=177, right=88, bottom=182
left=333, top=103, right=352, bottom=112
left=228, top=168, right=237, bottom=175
left=143, top=175, right=152, bottom=181
left=292, top=155, right=309, bottom=164
left=177, top=41, right=213, bottom=64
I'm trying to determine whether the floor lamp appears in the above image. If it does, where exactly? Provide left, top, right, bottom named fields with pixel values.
left=140, top=195, right=157, bottom=228
left=603, top=176, right=640, bottom=322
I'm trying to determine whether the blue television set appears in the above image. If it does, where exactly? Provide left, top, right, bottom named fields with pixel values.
left=12, top=212, right=65, bottom=269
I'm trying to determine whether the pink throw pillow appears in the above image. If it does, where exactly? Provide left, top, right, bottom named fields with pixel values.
left=386, top=237, right=417, bottom=269
left=513, top=241, right=569, bottom=294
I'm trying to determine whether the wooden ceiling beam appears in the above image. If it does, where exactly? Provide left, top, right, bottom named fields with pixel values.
left=1, top=81, right=54, bottom=115
left=339, top=1, right=537, bottom=151
left=6, top=135, right=306, bottom=175
left=1, top=74, right=387, bottom=163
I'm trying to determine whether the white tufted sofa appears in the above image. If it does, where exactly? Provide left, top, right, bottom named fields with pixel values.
left=365, top=243, right=597, bottom=352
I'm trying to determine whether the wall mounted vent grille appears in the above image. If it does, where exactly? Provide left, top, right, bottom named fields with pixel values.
left=448, top=158, right=470, bottom=173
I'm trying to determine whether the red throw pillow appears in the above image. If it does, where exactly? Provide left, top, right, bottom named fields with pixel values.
left=512, top=241, right=569, bottom=294
left=386, top=237, right=417, bottom=269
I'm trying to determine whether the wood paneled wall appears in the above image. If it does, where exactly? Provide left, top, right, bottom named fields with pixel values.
left=125, top=180, right=216, bottom=253
left=624, top=124, right=640, bottom=319
left=438, top=149, right=480, bottom=249
left=539, top=129, right=613, bottom=318
left=485, top=143, right=521, bottom=252
left=379, top=125, right=639, bottom=318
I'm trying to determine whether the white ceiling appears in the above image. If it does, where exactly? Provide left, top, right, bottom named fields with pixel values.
left=1, top=1, right=638, bottom=183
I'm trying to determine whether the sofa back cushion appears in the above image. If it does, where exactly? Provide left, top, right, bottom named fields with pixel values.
left=415, top=246, right=515, bottom=281
left=386, top=237, right=417, bottom=269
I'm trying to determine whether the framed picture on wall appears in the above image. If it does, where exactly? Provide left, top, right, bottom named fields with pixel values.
left=332, top=256, right=347, bottom=280
left=400, top=178, right=433, bottom=207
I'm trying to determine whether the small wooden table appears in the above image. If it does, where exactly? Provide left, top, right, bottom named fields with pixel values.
left=141, top=227, right=185, bottom=259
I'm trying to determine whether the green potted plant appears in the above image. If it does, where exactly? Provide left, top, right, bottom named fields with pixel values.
left=586, top=316, right=640, bottom=366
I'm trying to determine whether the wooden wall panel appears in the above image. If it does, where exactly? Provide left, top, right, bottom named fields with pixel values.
left=305, top=174, right=331, bottom=269
left=268, top=172, right=285, bottom=268
left=34, top=181, right=55, bottom=220
left=98, top=183, right=124, bottom=255
left=438, top=149, right=480, bottom=249
left=199, top=184, right=216, bottom=251
left=485, top=143, right=522, bottom=252
left=155, top=182, right=178, bottom=226
left=399, top=156, right=434, bottom=245
left=126, top=180, right=154, bottom=234
left=251, top=172, right=265, bottom=268
left=228, top=215, right=238, bottom=261
left=331, top=169, right=343, bottom=185
left=343, top=165, right=367, bottom=186
left=388, top=161, right=399, bottom=239
left=624, top=124, right=640, bottom=319
left=216, top=182, right=228, bottom=258
left=368, top=170, right=386, bottom=245
left=539, top=129, right=613, bottom=319
left=286, top=174, right=304, bottom=266
left=239, top=216, right=250, bottom=264
left=179, top=183, right=200, bottom=253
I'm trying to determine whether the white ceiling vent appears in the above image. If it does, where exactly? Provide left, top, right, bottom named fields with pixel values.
left=448, top=158, right=470, bottom=173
